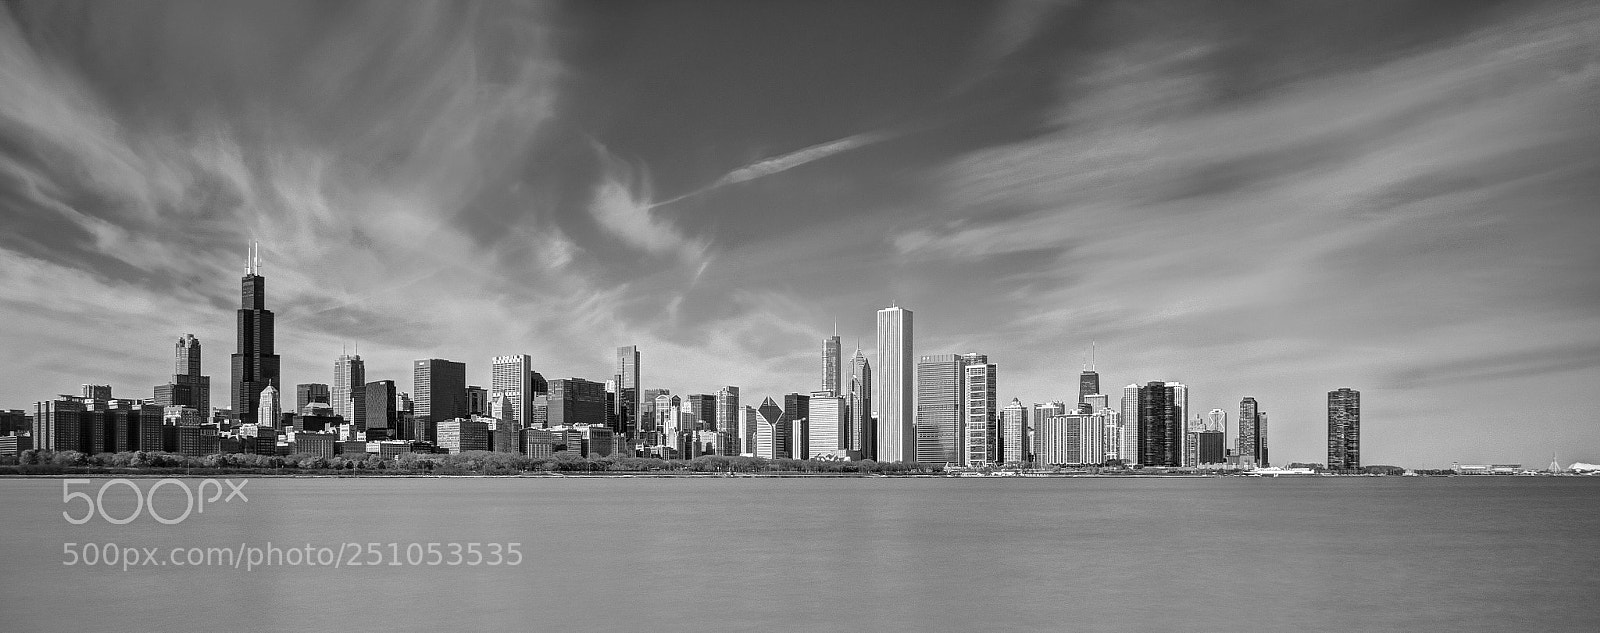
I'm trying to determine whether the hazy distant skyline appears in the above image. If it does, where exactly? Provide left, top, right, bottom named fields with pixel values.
left=2, top=1, right=1597, bottom=467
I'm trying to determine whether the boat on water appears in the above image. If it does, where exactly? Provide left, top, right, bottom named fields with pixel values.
left=1246, top=466, right=1318, bottom=477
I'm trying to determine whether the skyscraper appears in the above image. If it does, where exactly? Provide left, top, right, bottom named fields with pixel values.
left=257, top=384, right=280, bottom=429
left=822, top=328, right=842, bottom=395
left=155, top=334, right=211, bottom=415
left=1328, top=388, right=1360, bottom=472
left=231, top=242, right=280, bottom=426
left=1079, top=370, right=1099, bottom=404
left=716, top=386, right=740, bottom=455
left=414, top=358, right=467, bottom=443
left=754, top=397, right=787, bottom=459
left=808, top=391, right=847, bottom=460
left=616, top=346, right=641, bottom=437
left=1239, top=397, right=1269, bottom=467
left=491, top=354, right=540, bottom=427
left=846, top=349, right=873, bottom=460
left=1119, top=385, right=1140, bottom=464
left=784, top=393, right=810, bottom=460
left=1000, top=398, right=1028, bottom=464
left=963, top=355, right=997, bottom=467
left=547, top=378, right=608, bottom=428
left=296, top=383, right=330, bottom=413
left=1033, top=401, right=1068, bottom=466
left=875, top=306, right=913, bottom=463
left=363, top=380, right=398, bottom=436
left=915, top=353, right=964, bottom=464
left=333, top=352, right=365, bottom=424
left=1136, top=381, right=1187, bottom=467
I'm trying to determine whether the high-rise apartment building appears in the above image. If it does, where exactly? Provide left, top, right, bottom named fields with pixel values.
left=616, top=346, right=641, bottom=437
left=1328, top=388, right=1360, bottom=472
left=822, top=329, right=842, bottom=395
left=846, top=349, right=872, bottom=460
left=155, top=334, right=211, bottom=415
left=715, top=386, right=740, bottom=455
left=875, top=306, right=913, bottom=463
left=963, top=355, right=997, bottom=467
left=414, top=359, right=467, bottom=444
left=1119, top=385, right=1139, bottom=463
left=333, top=352, right=365, bottom=424
left=1136, top=381, right=1187, bottom=467
left=1239, top=397, right=1269, bottom=467
left=915, top=353, right=964, bottom=464
left=1000, top=398, right=1028, bottom=464
left=231, top=242, right=280, bottom=426
left=1032, top=401, right=1067, bottom=466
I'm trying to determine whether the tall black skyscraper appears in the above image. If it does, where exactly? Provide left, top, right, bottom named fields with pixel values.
left=155, top=334, right=210, bottom=414
left=1239, top=397, right=1269, bottom=467
left=1137, top=381, right=1185, bottom=467
left=1078, top=370, right=1099, bottom=403
left=414, top=358, right=467, bottom=443
left=231, top=242, right=279, bottom=426
left=1328, top=388, right=1360, bottom=472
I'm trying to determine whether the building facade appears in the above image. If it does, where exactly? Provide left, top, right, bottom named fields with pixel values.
left=875, top=306, right=913, bottom=463
left=1328, top=388, right=1360, bottom=471
left=822, top=331, right=842, bottom=394
left=414, top=359, right=467, bottom=444
left=963, top=356, right=997, bottom=466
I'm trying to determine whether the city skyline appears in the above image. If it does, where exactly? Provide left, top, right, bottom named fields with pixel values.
left=2, top=2, right=1598, bottom=468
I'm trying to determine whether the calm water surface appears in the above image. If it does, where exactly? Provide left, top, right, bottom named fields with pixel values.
left=1, top=476, right=1596, bottom=632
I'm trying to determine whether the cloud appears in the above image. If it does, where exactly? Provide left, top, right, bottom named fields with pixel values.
left=587, top=144, right=710, bottom=263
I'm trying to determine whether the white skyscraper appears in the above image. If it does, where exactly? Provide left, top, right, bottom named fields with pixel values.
left=875, top=306, right=913, bottom=463
left=1119, top=384, right=1140, bottom=464
left=491, top=354, right=537, bottom=427
left=1000, top=398, right=1028, bottom=464
left=332, top=352, right=365, bottom=424
left=257, top=383, right=280, bottom=429
left=963, top=356, right=997, bottom=467
left=808, top=391, right=848, bottom=460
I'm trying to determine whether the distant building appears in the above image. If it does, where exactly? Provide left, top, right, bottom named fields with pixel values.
left=231, top=243, right=280, bottom=426
left=822, top=329, right=842, bottom=394
left=414, top=359, right=467, bottom=444
left=176, top=424, right=220, bottom=457
left=1239, top=397, right=1269, bottom=467
left=847, top=349, right=873, bottom=460
left=292, top=431, right=336, bottom=458
left=524, top=428, right=556, bottom=459
left=875, top=306, right=913, bottom=463
left=615, top=346, right=641, bottom=437
left=1078, top=369, right=1099, bottom=404
left=784, top=393, right=810, bottom=460
left=546, top=378, right=612, bottom=429
left=1136, top=382, right=1187, bottom=467
left=466, top=385, right=488, bottom=416
left=333, top=353, right=366, bottom=424
left=364, top=380, right=398, bottom=437
left=257, top=384, right=280, bottom=429
left=296, top=383, right=330, bottom=413
left=1328, top=388, right=1360, bottom=472
left=1032, top=401, right=1068, bottom=466
left=915, top=353, right=964, bottom=464
left=685, top=394, right=716, bottom=431
left=963, top=356, right=997, bottom=467
left=33, top=398, right=85, bottom=453
left=155, top=334, right=211, bottom=414
left=754, top=397, right=787, bottom=459
left=436, top=417, right=489, bottom=453
left=715, top=386, right=740, bottom=454
left=808, top=391, right=847, bottom=460
left=491, top=354, right=540, bottom=428
left=1000, top=398, right=1028, bottom=464
left=0, top=409, right=28, bottom=436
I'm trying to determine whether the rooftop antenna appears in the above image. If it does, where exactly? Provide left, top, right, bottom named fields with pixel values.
left=833, top=318, right=838, bottom=337
left=1091, top=341, right=1097, bottom=371
left=253, top=241, right=261, bottom=275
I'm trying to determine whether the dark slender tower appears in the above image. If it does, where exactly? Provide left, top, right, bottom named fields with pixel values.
left=231, top=242, right=280, bottom=426
left=1328, top=388, right=1360, bottom=472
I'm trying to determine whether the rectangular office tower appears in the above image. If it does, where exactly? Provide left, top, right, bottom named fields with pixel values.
left=1328, top=388, right=1360, bottom=472
left=231, top=242, right=280, bottom=426
left=616, top=346, right=641, bottom=437
left=964, top=356, right=997, bottom=467
left=363, top=380, right=398, bottom=438
left=1239, top=397, right=1269, bottom=467
left=822, top=330, right=842, bottom=394
left=916, top=353, right=964, bottom=464
left=492, top=354, right=542, bottom=427
left=333, top=353, right=365, bottom=425
left=414, top=359, right=467, bottom=444
left=155, top=334, right=211, bottom=415
left=547, top=378, right=608, bottom=428
left=296, top=383, right=330, bottom=413
left=875, top=306, right=913, bottom=463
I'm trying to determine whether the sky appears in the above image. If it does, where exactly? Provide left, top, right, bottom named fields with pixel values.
left=2, top=0, right=1597, bottom=468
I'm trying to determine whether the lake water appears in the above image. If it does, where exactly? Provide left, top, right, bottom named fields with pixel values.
left=1, top=476, right=1596, bottom=632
